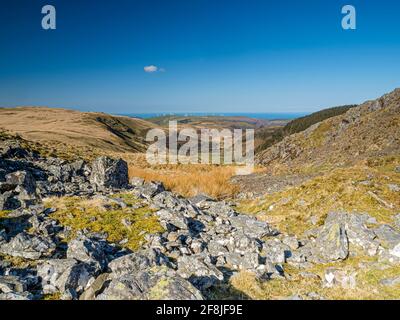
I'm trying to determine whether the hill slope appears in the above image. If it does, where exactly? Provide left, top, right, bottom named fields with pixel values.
left=256, top=89, right=400, bottom=172
left=0, top=107, right=157, bottom=156
left=255, top=104, right=356, bottom=153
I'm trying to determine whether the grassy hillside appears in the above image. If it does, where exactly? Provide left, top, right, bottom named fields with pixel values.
left=256, top=89, right=400, bottom=172
left=0, top=107, right=157, bottom=157
left=255, top=105, right=356, bottom=152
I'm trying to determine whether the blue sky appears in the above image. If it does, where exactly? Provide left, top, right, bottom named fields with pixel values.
left=0, top=0, right=399, bottom=113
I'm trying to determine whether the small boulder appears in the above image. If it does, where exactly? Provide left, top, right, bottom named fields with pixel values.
left=135, top=181, right=165, bottom=199
left=130, top=177, right=145, bottom=187
left=96, top=267, right=203, bottom=300
left=89, top=156, right=128, bottom=190
left=176, top=254, right=224, bottom=290
left=373, top=224, right=400, bottom=249
left=0, top=232, right=56, bottom=260
left=324, top=268, right=357, bottom=289
left=108, top=249, right=170, bottom=278
left=5, top=171, right=36, bottom=195
left=309, top=221, right=349, bottom=263
left=37, top=259, right=93, bottom=298
left=66, top=236, right=108, bottom=272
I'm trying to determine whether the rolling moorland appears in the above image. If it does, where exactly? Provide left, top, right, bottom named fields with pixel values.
left=0, top=88, right=399, bottom=300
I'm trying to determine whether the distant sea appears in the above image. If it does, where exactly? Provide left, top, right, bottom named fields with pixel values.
left=122, top=112, right=309, bottom=120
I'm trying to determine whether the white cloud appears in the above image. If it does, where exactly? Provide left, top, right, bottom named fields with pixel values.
left=144, top=65, right=165, bottom=73
left=144, top=65, right=158, bottom=73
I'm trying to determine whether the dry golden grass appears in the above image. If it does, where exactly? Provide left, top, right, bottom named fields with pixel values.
left=238, top=157, right=400, bottom=236
left=0, top=107, right=156, bottom=156
left=128, top=163, right=240, bottom=199
left=229, top=255, right=400, bottom=300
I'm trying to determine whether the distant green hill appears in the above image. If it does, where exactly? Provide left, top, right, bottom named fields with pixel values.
left=255, top=104, right=357, bottom=153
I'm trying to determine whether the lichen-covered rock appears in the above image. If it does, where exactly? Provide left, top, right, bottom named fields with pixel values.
left=108, top=249, right=170, bottom=278
left=325, top=212, right=379, bottom=256
left=308, top=221, right=349, bottom=263
left=96, top=267, right=203, bottom=300
left=229, top=214, right=276, bottom=238
left=134, top=181, right=165, bottom=199
left=373, top=224, right=400, bottom=249
left=89, top=156, right=128, bottom=189
left=37, top=259, right=93, bottom=299
left=5, top=171, right=36, bottom=195
left=176, top=254, right=224, bottom=290
left=0, top=232, right=56, bottom=260
left=262, top=238, right=291, bottom=264
left=66, top=236, right=108, bottom=271
left=0, top=276, right=27, bottom=294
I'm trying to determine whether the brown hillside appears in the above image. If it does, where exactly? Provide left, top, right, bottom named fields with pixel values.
left=0, top=107, right=157, bottom=155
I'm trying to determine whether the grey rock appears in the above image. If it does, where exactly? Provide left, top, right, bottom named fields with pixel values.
left=388, top=184, right=400, bottom=192
left=37, top=259, right=93, bottom=298
left=130, top=177, right=145, bottom=187
left=324, top=268, right=357, bottom=289
left=153, top=191, right=200, bottom=218
left=66, top=236, right=108, bottom=271
left=108, top=249, right=170, bottom=278
left=282, top=236, right=299, bottom=250
left=0, top=232, right=56, bottom=260
left=309, top=221, right=349, bottom=263
left=5, top=171, right=36, bottom=195
left=262, top=239, right=291, bottom=264
left=225, top=251, right=260, bottom=270
left=199, top=201, right=236, bottom=218
left=96, top=267, right=203, bottom=300
left=189, top=194, right=214, bottom=206
left=0, top=276, right=27, bottom=293
left=207, top=239, right=229, bottom=258
left=373, top=224, right=400, bottom=249
left=325, top=212, right=379, bottom=256
left=155, top=209, right=189, bottom=230
left=395, top=166, right=400, bottom=173
left=227, top=231, right=262, bottom=255
left=177, top=254, right=224, bottom=290
left=89, top=156, right=128, bottom=189
left=380, top=276, right=400, bottom=286
left=0, top=191, right=21, bottom=211
left=229, top=214, right=276, bottom=238
left=135, top=181, right=165, bottom=199
left=0, top=292, right=32, bottom=300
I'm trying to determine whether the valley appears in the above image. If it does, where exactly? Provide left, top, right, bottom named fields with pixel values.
left=0, top=89, right=399, bottom=300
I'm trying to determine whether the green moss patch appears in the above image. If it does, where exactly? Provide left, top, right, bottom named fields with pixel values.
left=45, top=195, right=164, bottom=251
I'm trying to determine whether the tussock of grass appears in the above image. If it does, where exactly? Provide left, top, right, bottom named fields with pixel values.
left=42, top=293, right=62, bottom=300
left=128, top=163, right=240, bottom=199
left=44, top=194, right=164, bottom=251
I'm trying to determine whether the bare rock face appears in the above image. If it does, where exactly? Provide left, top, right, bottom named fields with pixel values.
left=89, top=156, right=128, bottom=190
